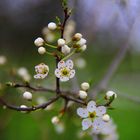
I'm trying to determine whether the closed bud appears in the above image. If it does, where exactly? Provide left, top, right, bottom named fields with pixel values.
left=102, top=114, right=110, bottom=122
left=51, top=116, right=60, bottom=124
left=38, top=47, right=46, bottom=54
left=106, top=91, right=117, bottom=100
left=57, top=38, right=65, bottom=46
left=34, top=37, right=44, bottom=47
left=48, top=22, right=57, bottom=30
left=79, top=90, right=87, bottom=99
left=23, top=91, right=32, bottom=100
left=81, top=82, right=90, bottom=91
left=61, top=45, right=71, bottom=55
left=73, top=33, right=82, bottom=41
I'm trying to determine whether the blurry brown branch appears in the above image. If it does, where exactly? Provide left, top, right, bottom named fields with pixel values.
left=91, top=43, right=129, bottom=98
left=0, top=90, right=86, bottom=112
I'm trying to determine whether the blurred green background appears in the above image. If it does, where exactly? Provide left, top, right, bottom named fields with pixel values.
left=0, top=0, right=140, bottom=140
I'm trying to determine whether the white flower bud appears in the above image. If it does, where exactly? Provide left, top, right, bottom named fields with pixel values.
left=57, top=38, right=65, bottom=46
left=74, top=33, right=82, bottom=40
left=23, top=91, right=32, bottom=100
left=102, top=114, right=110, bottom=122
left=81, top=82, right=90, bottom=91
left=61, top=45, right=71, bottom=55
left=106, top=91, right=117, bottom=100
left=34, top=37, right=44, bottom=47
left=20, top=105, right=27, bottom=113
left=79, top=90, right=87, bottom=99
left=80, top=45, right=87, bottom=51
left=48, top=22, right=57, bottom=30
left=77, top=38, right=87, bottom=46
left=51, top=116, right=60, bottom=124
left=0, top=56, right=7, bottom=65
left=38, top=47, right=46, bottom=54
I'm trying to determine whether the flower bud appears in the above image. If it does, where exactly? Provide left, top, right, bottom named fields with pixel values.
left=79, top=90, right=87, bottom=99
left=106, top=91, right=117, bottom=100
left=23, top=91, right=32, bottom=100
left=80, top=45, right=87, bottom=52
left=20, top=105, right=27, bottom=113
left=77, top=38, right=87, bottom=46
left=34, top=37, right=44, bottom=47
left=57, top=38, right=65, bottom=46
left=102, top=114, right=110, bottom=122
left=73, top=33, right=82, bottom=41
left=51, top=116, right=60, bottom=124
left=81, top=82, right=90, bottom=91
left=48, top=22, right=57, bottom=30
left=38, top=47, right=46, bottom=54
left=61, top=45, right=71, bottom=55
left=0, top=56, right=7, bottom=65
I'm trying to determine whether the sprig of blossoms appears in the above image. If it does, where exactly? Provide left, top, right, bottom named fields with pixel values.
left=77, top=101, right=107, bottom=132
left=55, top=59, right=75, bottom=82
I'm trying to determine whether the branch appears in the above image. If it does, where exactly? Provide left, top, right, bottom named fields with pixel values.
left=90, top=43, right=129, bottom=98
left=0, top=95, right=60, bottom=112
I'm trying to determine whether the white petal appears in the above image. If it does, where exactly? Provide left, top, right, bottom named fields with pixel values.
left=34, top=74, right=47, bottom=79
left=96, top=106, right=106, bottom=117
left=66, top=59, right=73, bottom=69
left=77, top=108, right=88, bottom=118
left=60, top=76, right=69, bottom=82
left=69, top=70, right=75, bottom=78
left=55, top=69, right=61, bottom=78
left=82, top=118, right=92, bottom=130
left=58, top=61, right=65, bottom=69
left=87, top=101, right=96, bottom=112
left=93, top=117, right=106, bottom=130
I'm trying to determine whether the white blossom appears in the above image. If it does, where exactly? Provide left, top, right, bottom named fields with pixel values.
left=81, top=45, right=87, bottom=51
left=81, top=82, right=90, bottom=91
left=77, top=101, right=106, bottom=131
left=23, top=91, right=32, bottom=100
left=55, top=59, right=75, bottom=82
left=48, top=22, right=57, bottom=30
left=34, top=63, right=49, bottom=79
left=34, top=37, right=44, bottom=47
left=79, top=90, right=87, bottom=99
left=57, top=38, right=65, bottom=46
left=38, top=47, right=46, bottom=54
left=54, top=122, right=65, bottom=134
left=61, top=45, right=71, bottom=55
left=106, top=91, right=117, bottom=100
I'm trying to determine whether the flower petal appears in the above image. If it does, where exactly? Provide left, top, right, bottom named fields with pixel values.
left=34, top=74, right=47, bottom=79
left=58, top=61, right=65, bottom=69
left=60, top=76, right=69, bottom=82
left=93, top=117, right=106, bottom=130
left=77, top=108, right=88, bottom=118
left=69, top=70, right=75, bottom=78
left=66, top=59, right=73, bottom=69
left=55, top=69, right=61, bottom=78
left=87, top=101, right=96, bottom=112
left=82, top=118, right=92, bottom=130
left=96, top=106, right=106, bottom=117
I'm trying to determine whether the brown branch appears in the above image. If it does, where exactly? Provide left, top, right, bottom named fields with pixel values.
left=90, top=43, right=129, bottom=98
left=0, top=95, right=60, bottom=112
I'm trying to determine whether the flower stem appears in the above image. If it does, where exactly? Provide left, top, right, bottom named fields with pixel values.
left=45, top=43, right=57, bottom=49
left=61, top=49, right=76, bottom=61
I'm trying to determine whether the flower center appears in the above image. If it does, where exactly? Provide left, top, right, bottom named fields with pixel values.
left=89, top=111, right=96, bottom=118
left=61, top=68, right=69, bottom=76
